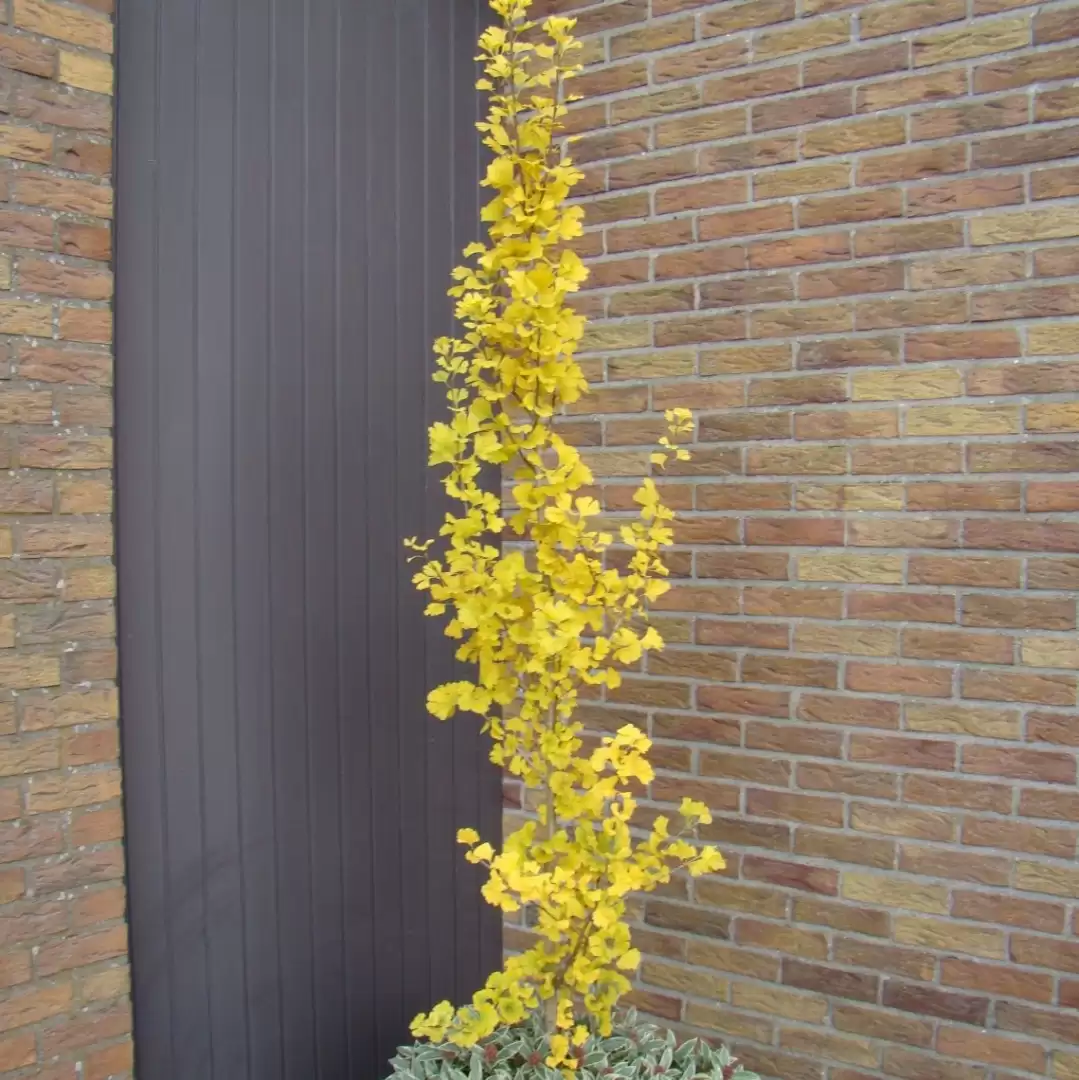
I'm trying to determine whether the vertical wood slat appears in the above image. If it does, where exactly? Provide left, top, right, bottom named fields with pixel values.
left=115, top=2, right=497, bottom=1077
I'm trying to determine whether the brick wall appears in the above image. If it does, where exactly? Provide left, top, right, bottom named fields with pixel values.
left=0, top=1, right=128, bottom=1078
left=524, top=0, right=1079, bottom=1076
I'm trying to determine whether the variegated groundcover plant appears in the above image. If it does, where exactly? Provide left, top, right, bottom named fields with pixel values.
left=391, top=1012, right=758, bottom=1080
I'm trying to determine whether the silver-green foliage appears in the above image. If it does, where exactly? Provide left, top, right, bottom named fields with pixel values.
left=388, top=1011, right=760, bottom=1080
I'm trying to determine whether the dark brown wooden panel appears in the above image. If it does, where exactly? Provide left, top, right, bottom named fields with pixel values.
left=114, top=2, right=499, bottom=1077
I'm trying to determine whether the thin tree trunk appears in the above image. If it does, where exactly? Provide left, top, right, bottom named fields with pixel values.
left=543, top=704, right=559, bottom=1033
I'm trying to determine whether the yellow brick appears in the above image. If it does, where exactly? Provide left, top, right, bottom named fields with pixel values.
left=748, top=445, right=847, bottom=475
left=0, top=124, right=53, bottom=165
left=701, top=344, right=792, bottom=375
left=1016, top=861, right=1079, bottom=899
left=803, top=116, right=906, bottom=158
left=1028, top=402, right=1079, bottom=433
left=62, top=565, right=116, bottom=602
left=914, top=16, right=1030, bottom=66
left=0, top=734, right=60, bottom=777
left=14, top=0, right=113, bottom=52
left=640, top=960, right=729, bottom=1000
left=861, top=0, right=966, bottom=37
left=910, top=252, right=1026, bottom=291
left=797, top=554, right=903, bottom=584
left=79, top=965, right=130, bottom=1004
left=579, top=322, right=651, bottom=352
left=0, top=654, right=60, bottom=691
left=1021, top=636, right=1079, bottom=670
left=852, top=804, right=955, bottom=840
left=578, top=39, right=605, bottom=66
left=0, top=615, right=14, bottom=650
left=58, top=50, right=113, bottom=94
left=754, top=164, right=850, bottom=200
left=781, top=1029, right=879, bottom=1070
left=21, top=687, right=118, bottom=731
left=685, top=1002, right=772, bottom=1043
left=894, top=916, right=1005, bottom=959
left=0, top=256, right=10, bottom=293
left=0, top=301, right=52, bottom=337
left=1027, top=324, right=1079, bottom=355
left=852, top=368, right=962, bottom=401
left=1054, top=1052, right=1079, bottom=1080
left=906, top=703, right=1020, bottom=739
left=755, top=14, right=850, bottom=59
left=25, top=766, right=122, bottom=812
left=906, top=404, right=1019, bottom=436
left=972, top=206, right=1079, bottom=246
left=608, top=350, right=695, bottom=380
left=842, top=872, right=949, bottom=914
left=796, top=483, right=904, bottom=511
left=731, top=983, right=828, bottom=1024
left=795, top=624, right=898, bottom=657
left=580, top=449, right=651, bottom=477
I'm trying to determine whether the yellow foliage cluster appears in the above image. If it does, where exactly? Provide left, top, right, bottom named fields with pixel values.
left=406, top=0, right=725, bottom=1063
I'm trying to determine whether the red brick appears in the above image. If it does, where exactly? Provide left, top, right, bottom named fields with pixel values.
left=655, top=108, right=746, bottom=151
left=702, top=64, right=799, bottom=104
left=1028, top=710, right=1079, bottom=746
left=937, top=1027, right=1045, bottom=1071
left=805, top=41, right=909, bottom=85
left=906, top=328, right=1019, bottom=361
left=783, top=959, right=879, bottom=1002
left=737, top=919, right=828, bottom=960
left=962, top=744, right=1076, bottom=784
left=849, top=734, right=957, bottom=770
left=955, top=892, right=1067, bottom=936
left=966, top=520, right=1079, bottom=553
left=799, top=763, right=898, bottom=800
left=798, top=692, right=899, bottom=728
left=747, top=789, right=844, bottom=827
left=913, top=96, right=1029, bottom=140
left=974, top=44, right=1079, bottom=92
left=799, top=265, right=903, bottom=302
left=798, top=829, right=897, bottom=869
left=834, top=1003, right=933, bottom=1048
left=701, top=135, right=799, bottom=174
left=1011, top=933, right=1079, bottom=973
left=857, top=69, right=968, bottom=112
left=746, top=721, right=844, bottom=758
left=882, top=982, right=988, bottom=1025
left=910, top=555, right=1021, bottom=588
left=963, top=816, right=1076, bottom=858
left=997, top=1001, right=1079, bottom=1044
left=743, top=855, right=839, bottom=895
left=753, top=88, right=852, bottom=133
left=835, top=940, right=935, bottom=982
left=700, top=0, right=796, bottom=35
left=848, top=592, right=956, bottom=624
left=941, top=959, right=1053, bottom=1003
left=660, top=41, right=752, bottom=83
left=973, top=124, right=1079, bottom=167
left=962, top=668, right=1077, bottom=706
left=795, top=899, right=889, bottom=937
left=802, top=189, right=903, bottom=229
left=902, top=627, right=1012, bottom=665
left=884, top=1049, right=985, bottom=1080
left=655, top=176, right=746, bottom=215
left=900, top=843, right=1011, bottom=886
left=908, top=173, right=1024, bottom=216
left=845, top=662, right=954, bottom=698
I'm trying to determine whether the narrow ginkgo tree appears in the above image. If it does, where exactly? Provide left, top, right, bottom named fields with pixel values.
left=405, top=0, right=725, bottom=1065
